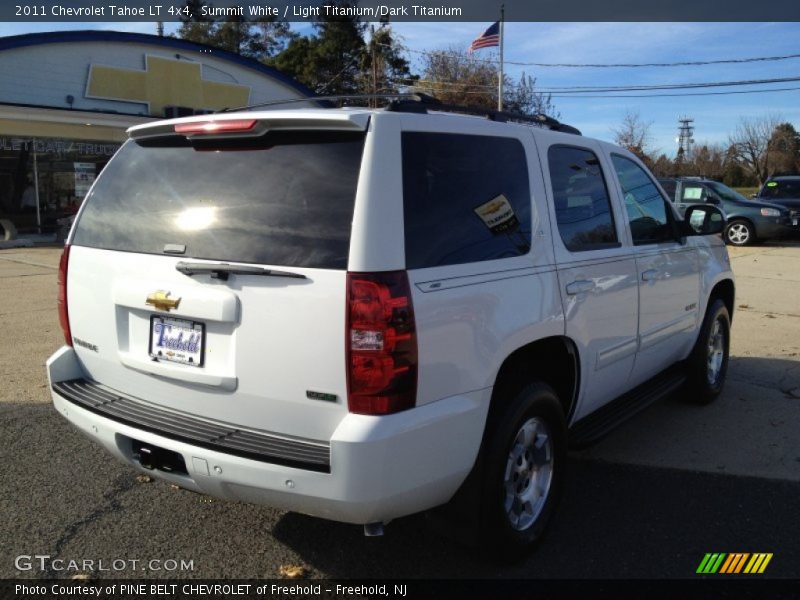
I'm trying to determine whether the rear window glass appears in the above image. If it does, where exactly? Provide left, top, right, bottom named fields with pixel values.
left=71, top=130, right=366, bottom=269
left=761, top=179, right=800, bottom=200
left=402, top=132, right=531, bottom=269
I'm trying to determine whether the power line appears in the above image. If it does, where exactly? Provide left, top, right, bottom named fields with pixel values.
left=382, top=44, right=800, bottom=69
left=545, top=86, right=800, bottom=99
left=527, top=75, right=800, bottom=93
left=401, top=84, right=800, bottom=99
left=392, top=75, right=800, bottom=94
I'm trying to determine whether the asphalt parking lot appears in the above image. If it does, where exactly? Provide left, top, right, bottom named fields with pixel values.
left=1, top=243, right=798, bottom=579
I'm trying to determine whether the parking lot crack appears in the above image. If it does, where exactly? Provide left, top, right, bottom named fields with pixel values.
left=0, top=256, right=57, bottom=269
left=45, top=473, right=138, bottom=577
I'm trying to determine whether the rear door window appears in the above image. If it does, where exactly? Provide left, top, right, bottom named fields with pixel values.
left=71, top=130, right=366, bottom=269
left=401, top=132, right=532, bottom=269
left=682, top=185, right=707, bottom=202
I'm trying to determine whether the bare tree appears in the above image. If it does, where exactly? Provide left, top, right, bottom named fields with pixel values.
left=768, top=122, right=800, bottom=176
left=685, top=143, right=725, bottom=180
left=415, top=46, right=499, bottom=110
left=728, top=114, right=783, bottom=186
left=611, top=110, right=654, bottom=164
left=414, top=48, right=556, bottom=117
left=504, top=72, right=558, bottom=118
left=650, top=153, right=674, bottom=178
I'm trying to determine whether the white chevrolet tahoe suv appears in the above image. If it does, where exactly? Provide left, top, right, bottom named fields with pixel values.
left=48, top=96, right=734, bottom=559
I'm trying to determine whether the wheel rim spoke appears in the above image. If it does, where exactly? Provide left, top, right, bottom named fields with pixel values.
left=503, top=416, right=554, bottom=531
left=706, top=316, right=726, bottom=384
left=728, top=224, right=748, bottom=244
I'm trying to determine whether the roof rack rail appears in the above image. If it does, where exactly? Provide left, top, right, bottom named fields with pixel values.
left=216, top=92, right=580, bottom=135
left=385, top=94, right=581, bottom=135
left=216, top=93, right=413, bottom=113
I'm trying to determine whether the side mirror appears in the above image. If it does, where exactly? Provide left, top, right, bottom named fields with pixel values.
left=682, top=204, right=726, bottom=236
left=750, top=193, right=758, bottom=199
left=706, top=195, right=721, bottom=205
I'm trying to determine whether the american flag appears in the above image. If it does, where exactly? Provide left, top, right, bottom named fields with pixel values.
left=469, top=22, right=500, bottom=53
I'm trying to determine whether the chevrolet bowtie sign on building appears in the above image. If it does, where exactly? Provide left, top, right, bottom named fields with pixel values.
left=85, top=54, right=251, bottom=117
left=0, top=30, right=312, bottom=237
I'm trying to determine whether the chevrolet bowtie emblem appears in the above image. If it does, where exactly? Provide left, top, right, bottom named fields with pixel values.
left=146, top=290, right=181, bottom=312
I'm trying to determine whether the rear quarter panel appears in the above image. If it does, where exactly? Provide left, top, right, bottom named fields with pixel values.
left=392, top=115, right=564, bottom=405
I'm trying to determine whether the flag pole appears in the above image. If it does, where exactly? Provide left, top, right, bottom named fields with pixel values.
left=498, top=4, right=504, bottom=111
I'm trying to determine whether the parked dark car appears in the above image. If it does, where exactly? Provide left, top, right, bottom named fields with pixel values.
left=754, top=176, right=800, bottom=224
left=658, top=177, right=797, bottom=246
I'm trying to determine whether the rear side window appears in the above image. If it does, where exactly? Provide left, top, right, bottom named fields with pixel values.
left=682, top=185, right=707, bottom=201
left=72, top=130, right=366, bottom=269
left=401, top=132, right=531, bottom=269
left=761, top=179, right=800, bottom=199
left=548, top=146, right=618, bottom=252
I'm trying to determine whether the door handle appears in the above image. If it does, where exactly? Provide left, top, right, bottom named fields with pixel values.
left=642, top=269, right=659, bottom=282
left=566, top=280, right=596, bottom=295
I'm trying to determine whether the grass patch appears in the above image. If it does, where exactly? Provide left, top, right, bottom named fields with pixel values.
left=734, top=187, right=759, bottom=197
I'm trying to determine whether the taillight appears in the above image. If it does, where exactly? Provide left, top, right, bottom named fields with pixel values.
left=346, top=271, right=418, bottom=415
left=57, top=244, right=72, bottom=346
left=174, top=120, right=257, bottom=135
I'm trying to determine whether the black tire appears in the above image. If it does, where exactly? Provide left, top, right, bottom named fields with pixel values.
left=686, top=298, right=730, bottom=404
left=725, top=219, right=755, bottom=246
left=477, top=382, right=566, bottom=562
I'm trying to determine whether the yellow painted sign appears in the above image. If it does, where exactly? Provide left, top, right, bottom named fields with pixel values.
left=86, top=55, right=251, bottom=116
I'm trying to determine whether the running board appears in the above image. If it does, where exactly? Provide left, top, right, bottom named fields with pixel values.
left=569, top=365, right=687, bottom=448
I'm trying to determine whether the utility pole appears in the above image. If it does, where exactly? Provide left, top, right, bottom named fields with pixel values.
left=157, top=22, right=164, bottom=37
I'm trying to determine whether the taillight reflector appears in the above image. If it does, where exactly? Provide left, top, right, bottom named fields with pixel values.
left=57, top=244, right=72, bottom=346
left=346, top=271, right=418, bottom=415
left=174, top=120, right=257, bottom=135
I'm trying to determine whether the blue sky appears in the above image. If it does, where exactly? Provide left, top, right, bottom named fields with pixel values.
left=2, top=20, right=798, bottom=155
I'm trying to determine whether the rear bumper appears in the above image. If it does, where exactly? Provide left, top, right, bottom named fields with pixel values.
left=47, top=347, right=489, bottom=524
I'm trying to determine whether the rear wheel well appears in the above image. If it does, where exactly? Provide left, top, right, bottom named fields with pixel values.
left=488, top=337, right=578, bottom=426
left=709, top=279, right=735, bottom=322
left=434, top=337, right=579, bottom=534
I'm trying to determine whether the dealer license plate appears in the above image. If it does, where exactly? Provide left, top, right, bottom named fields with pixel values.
left=149, top=316, right=205, bottom=367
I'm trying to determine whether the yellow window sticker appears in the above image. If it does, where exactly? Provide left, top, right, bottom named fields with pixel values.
left=474, top=194, right=520, bottom=234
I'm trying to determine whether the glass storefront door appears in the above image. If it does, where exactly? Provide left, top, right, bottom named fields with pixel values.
left=0, top=136, right=120, bottom=234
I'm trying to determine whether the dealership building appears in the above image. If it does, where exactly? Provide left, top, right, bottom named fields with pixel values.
left=0, top=30, right=311, bottom=236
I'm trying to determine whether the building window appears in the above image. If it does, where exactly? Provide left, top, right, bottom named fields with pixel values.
left=0, top=136, right=120, bottom=234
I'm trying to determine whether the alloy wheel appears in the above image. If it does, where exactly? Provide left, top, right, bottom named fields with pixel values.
left=503, top=417, right=553, bottom=531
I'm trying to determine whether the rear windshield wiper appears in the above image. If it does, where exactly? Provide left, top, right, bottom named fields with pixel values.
left=176, top=261, right=307, bottom=281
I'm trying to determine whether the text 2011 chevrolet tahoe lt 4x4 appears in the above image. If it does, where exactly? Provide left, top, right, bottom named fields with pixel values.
left=48, top=97, right=733, bottom=559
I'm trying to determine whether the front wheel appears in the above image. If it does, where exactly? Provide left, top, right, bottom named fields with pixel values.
left=725, top=220, right=754, bottom=246
left=478, top=382, right=566, bottom=561
left=686, top=298, right=730, bottom=403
